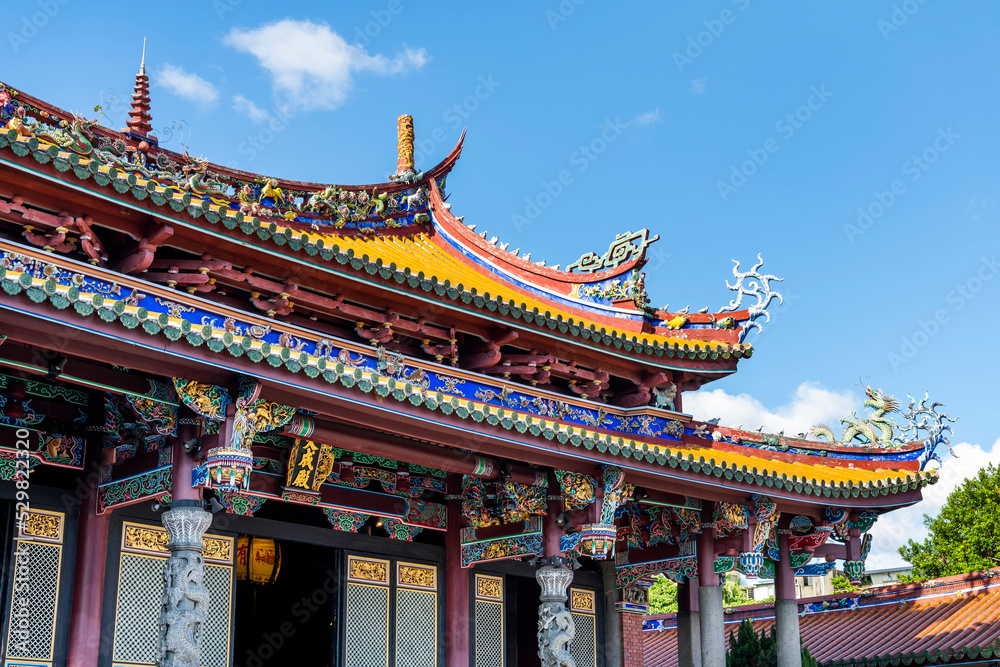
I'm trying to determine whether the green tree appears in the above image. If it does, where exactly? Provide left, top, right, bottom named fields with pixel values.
left=727, top=619, right=762, bottom=667
left=648, top=575, right=677, bottom=614
left=723, top=572, right=751, bottom=607
left=726, top=619, right=818, bottom=667
left=832, top=575, right=858, bottom=593
left=898, top=463, right=1000, bottom=579
left=647, top=573, right=751, bottom=614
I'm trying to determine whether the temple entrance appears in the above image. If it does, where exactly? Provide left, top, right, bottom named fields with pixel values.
left=508, top=574, right=542, bottom=667
left=232, top=538, right=338, bottom=667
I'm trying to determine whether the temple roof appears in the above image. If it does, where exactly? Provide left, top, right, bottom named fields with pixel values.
left=0, top=79, right=948, bottom=501
left=643, top=570, right=1000, bottom=667
left=0, top=82, right=774, bottom=368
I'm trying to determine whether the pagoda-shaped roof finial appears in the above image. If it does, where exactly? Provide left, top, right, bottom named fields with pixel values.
left=124, top=37, right=153, bottom=137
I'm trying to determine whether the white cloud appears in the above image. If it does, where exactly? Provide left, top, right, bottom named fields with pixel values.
left=223, top=19, right=429, bottom=112
left=682, top=381, right=858, bottom=437
left=866, top=437, right=1000, bottom=570
left=685, top=383, right=1000, bottom=573
left=232, top=94, right=270, bottom=123
left=625, top=108, right=661, bottom=127
left=156, top=64, right=219, bottom=108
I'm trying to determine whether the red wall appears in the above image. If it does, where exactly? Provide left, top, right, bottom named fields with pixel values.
left=622, top=612, right=646, bottom=667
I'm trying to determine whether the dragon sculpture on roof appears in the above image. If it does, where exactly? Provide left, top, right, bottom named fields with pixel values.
left=810, top=386, right=900, bottom=446
left=810, top=386, right=957, bottom=470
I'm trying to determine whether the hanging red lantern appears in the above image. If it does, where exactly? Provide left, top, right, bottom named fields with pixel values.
left=235, top=535, right=281, bottom=584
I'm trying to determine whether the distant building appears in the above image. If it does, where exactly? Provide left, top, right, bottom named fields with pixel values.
left=844, top=565, right=913, bottom=587
left=749, top=570, right=835, bottom=600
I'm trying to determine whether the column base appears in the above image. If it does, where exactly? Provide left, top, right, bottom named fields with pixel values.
left=775, top=598, right=802, bottom=667
left=677, top=609, right=702, bottom=667
left=698, top=585, right=724, bottom=667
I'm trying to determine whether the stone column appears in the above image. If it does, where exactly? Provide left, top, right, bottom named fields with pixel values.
left=697, top=517, right=724, bottom=667
left=775, top=526, right=802, bottom=667
left=158, top=499, right=213, bottom=667
left=536, top=557, right=576, bottom=667
left=677, top=579, right=702, bottom=667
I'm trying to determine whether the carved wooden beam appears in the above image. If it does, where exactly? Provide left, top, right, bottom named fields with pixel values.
left=614, top=371, right=673, bottom=408
left=112, top=221, right=173, bottom=275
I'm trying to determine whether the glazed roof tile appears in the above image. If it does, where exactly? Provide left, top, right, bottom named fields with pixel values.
left=642, top=571, right=1000, bottom=667
left=0, top=237, right=936, bottom=498
left=0, top=83, right=762, bottom=364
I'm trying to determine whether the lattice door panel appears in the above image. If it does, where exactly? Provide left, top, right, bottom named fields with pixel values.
left=473, top=601, right=503, bottom=667
left=571, top=612, right=597, bottom=667
left=113, top=553, right=165, bottom=664
left=201, top=564, right=233, bottom=667
left=395, top=588, right=436, bottom=667
left=345, top=583, right=390, bottom=667
left=4, top=542, right=61, bottom=660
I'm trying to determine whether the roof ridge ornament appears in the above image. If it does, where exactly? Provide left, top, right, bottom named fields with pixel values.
left=124, top=37, right=154, bottom=140
left=810, top=386, right=957, bottom=470
left=389, top=114, right=424, bottom=185
left=896, top=393, right=958, bottom=470
left=565, top=229, right=660, bottom=274
left=718, top=253, right=783, bottom=342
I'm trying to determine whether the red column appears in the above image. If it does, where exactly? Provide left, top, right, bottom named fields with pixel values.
left=171, top=420, right=201, bottom=502
left=775, top=527, right=795, bottom=601
left=542, top=482, right=564, bottom=557
left=697, top=522, right=719, bottom=587
left=445, top=474, right=470, bottom=667
left=679, top=579, right=700, bottom=612
left=66, top=430, right=110, bottom=667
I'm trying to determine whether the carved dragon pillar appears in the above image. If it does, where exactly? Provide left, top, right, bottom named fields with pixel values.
left=537, top=557, right=576, bottom=667
left=538, top=467, right=576, bottom=667
left=157, top=500, right=212, bottom=667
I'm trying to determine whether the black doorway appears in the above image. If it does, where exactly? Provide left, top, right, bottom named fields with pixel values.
left=509, top=575, right=542, bottom=667
left=232, top=540, right=338, bottom=667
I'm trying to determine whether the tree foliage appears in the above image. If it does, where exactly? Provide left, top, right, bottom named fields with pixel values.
left=832, top=575, right=859, bottom=593
left=647, top=573, right=751, bottom=615
left=723, top=573, right=751, bottom=607
left=898, top=463, right=1000, bottom=580
left=726, top=619, right=818, bottom=667
left=648, top=576, right=678, bottom=614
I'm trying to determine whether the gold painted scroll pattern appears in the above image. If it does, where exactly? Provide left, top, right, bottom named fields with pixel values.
left=570, top=589, right=596, bottom=614
left=349, top=556, right=389, bottom=584
left=18, top=510, right=63, bottom=542
left=122, top=523, right=233, bottom=563
left=475, top=575, right=503, bottom=601
left=398, top=564, right=436, bottom=589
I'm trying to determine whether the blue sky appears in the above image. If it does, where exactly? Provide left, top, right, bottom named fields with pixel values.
left=6, top=1, right=999, bottom=567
